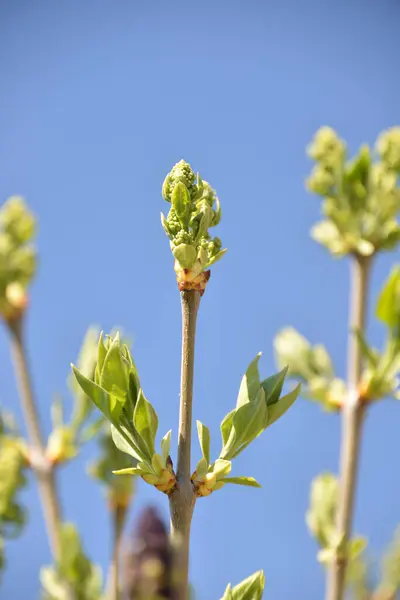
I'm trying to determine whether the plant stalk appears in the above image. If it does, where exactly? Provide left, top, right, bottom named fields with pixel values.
left=7, top=316, right=73, bottom=599
left=326, top=254, right=372, bottom=600
left=107, top=504, right=127, bottom=600
left=169, top=290, right=200, bottom=600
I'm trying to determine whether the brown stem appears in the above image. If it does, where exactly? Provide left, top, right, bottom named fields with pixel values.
left=107, top=504, right=128, bottom=600
left=169, top=290, right=200, bottom=600
left=326, top=254, right=372, bottom=600
left=7, top=316, right=73, bottom=599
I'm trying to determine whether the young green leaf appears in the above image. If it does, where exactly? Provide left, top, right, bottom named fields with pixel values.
left=71, top=365, right=123, bottom=422
left=111, top=424, right=142, bottom=462
left=206, top=248, right=227, bottom=267
left=220, top=584, right=233, bottom=600
left=353, top=329, right=379, bottom=367
left=112, top=467, right=142, bottom=476
left=236, top=353, right=261, bottom=408
left=210, top=459, right=232, bottom=479
left=99, top=334, right=128, bottom=398
left=173, top=244, right=197, bottom=269
left=220, top=408, right=235, bottom=447
left=196, top=420, right=211, bottom=466
left=171, top=181, right=191, bottom=227
left=376, top=267, right=400, bottom=330
left=97, top=332, right=108, bottom=374
left=133, top=389, right=158, bottom=455
left=221, top=389, right=266, bottom=460
left=221, top=570, right=265, bottom=600
left=222, top=477, right=261, bottom=488
left=266, top=384, right=300, bottom=427
left=161, top=429, right=172, bottom=464
left=195, top=457, right=208, bottom=479
left=261, top=366, right=288, bottom=407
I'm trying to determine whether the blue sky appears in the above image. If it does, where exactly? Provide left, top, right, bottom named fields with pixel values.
left=1, top=1, right=399, bottom=598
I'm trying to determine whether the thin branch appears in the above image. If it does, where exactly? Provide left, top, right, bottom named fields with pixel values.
left=107, top=504, right=128, bottom=600
left=169, top=290, right=200, bottom=600
left=7, top=316, right=73, bottom=600
left=326, top=254, right=372, bottom=600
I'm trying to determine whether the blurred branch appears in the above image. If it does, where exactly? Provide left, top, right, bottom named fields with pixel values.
left=7, top=316, right=73, bottom=600
left=326, top=254, right=372, bottom=600
left=107, top=505, right=128, bottom=600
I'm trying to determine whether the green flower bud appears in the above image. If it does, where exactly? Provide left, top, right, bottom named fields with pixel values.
left=0, top=197, right=37, bottom=321
left=0, top=196, right=35, bottom=244
left=0, top=417, right=27, bottom=558
left=376, top=127, right=400, bottom=171
left=161, top=160, right=226, bottom=292
left=162, top=160, right=196, bottom=202
left=306, top=166, right=336, bottom=195
left=307, top=127, right=345, bottom=164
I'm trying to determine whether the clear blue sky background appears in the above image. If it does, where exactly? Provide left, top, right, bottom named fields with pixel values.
left=1, top=1, right=399, bottom=598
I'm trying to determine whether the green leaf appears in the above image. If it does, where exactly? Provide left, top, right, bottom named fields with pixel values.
left=112, top=467, right=142, bottom=476
left=78, top=417, right=105, bottom=444
left=261, top=366, right=288, bottom=407
left=196, top=420, right=211, bottom=465
left=99, top=334, right=128, bottom=399
left=97, top=332, right=108, bottom=374
left=151, top=453, right=164, bottom=475
left=222, top=476, right=261, bottom=488
left=51, top=395, right=64, bottom=429
left=171, top=181, right=191, bottom=227
left=111, top=424, right=141, bottom=462
left=160, top=212, right=171, bottom=237
left=353, top=329, right=379, bottom=367
left=220, top=584, right=233, bottom=600
left=207, top=248, right=227, bottom=267
left=194, top=209, right=213, bottom=242
left=71, top=365, right=123, bottom=422
left=221, top=570, right=265, bottom=600
left=266, top=383, right=300, bottom=427
left=221, top=389, right=266, bottom=460
left=195, top=457, right=208, bottom=478
left=220, top=408, right=235, bottom=447
left=133, top=389, right=158, bottom=455
left=210, top=459, right=232, bottom=479
left=349, top=536, right=367, bottom=560
left=161, top=429, right=172, bottom=464
left=173, top=244, right=197, bottom=269
left=236, top=354, right=261, bottom=407
left=376, top=267, right=400, bottom=330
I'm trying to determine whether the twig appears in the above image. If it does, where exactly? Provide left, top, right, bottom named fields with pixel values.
left=107, top=504, right=128, bottom=600
left=326, top=254, right=372, bottom=600
left=7, top=316, right=73, bottom=599
left=169, top=290, right=200, bottom=600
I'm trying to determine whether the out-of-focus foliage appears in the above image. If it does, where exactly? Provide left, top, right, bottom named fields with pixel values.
left=275, top=266, right=400, bottom=412
left=358, top=267, right=400, bottom=403
left=0, top=412, right=27, bottom=576
left=89, top=422, right=135, bottom=509
left=0, top=197, right=36, bottom=321
left=40, top=523, right=102, bottom=600
left=307, top=127, right=400, bottom=257
left=374, top=527, right=400, bottom=599
left=306, top=473, right=367, bottom=570
left=275, top=328, right=345, bottom=411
